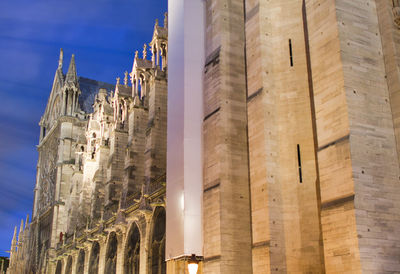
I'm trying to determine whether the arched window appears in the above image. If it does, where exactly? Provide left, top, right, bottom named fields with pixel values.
left=150, top=207, right=166, bottom=274
left=65, top=255, right=72, bottom=274
left=105, top=232, right=118, bottom=274
left=76, top=249, right=85, bottom=274
left=124, top=223, right=140, bottom=274
left=88, top=242, right=100, bottom=274
left=55, top=260, right=62, bottom=274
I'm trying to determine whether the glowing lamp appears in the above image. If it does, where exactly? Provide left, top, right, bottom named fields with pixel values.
left=188, top=254, right=199, bottom=274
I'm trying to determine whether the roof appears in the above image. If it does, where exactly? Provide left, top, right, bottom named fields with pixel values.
left=134, top=58, right=153, bottom=69
left=78, top=77, right=114, bottom=113
left=116, top=84, right=132, bottom=97
left=155, top=26, right=167, bottom=40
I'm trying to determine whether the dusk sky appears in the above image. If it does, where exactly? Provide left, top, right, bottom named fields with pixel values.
left=0, top=0, right=167, bottom=257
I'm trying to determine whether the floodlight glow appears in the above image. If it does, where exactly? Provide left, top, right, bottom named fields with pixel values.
left=188, top=254, right=199, bottom=274
left=188, top=263, right=199, bottom=274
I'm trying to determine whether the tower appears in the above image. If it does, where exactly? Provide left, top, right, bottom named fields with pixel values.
left=26, top=50, right=115, bottom=274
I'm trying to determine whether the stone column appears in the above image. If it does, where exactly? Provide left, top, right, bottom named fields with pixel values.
left=98, top=239, right=107, bottom=274
left=83, top=246, right=90, bottom=274
left=116, top=232, right=124, bottom=274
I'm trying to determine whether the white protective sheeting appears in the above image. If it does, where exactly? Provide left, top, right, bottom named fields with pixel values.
left=166, top=0, right=205, bottom=260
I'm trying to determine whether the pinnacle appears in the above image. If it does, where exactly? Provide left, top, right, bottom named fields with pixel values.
left=12, top=226, right=17, bottom=242
left=58, top=48, right=63, bottom=70
left=65, top=54, right=78, bottom=85
left=19, top=219, right=24, bottom=236
left=25, top=214, right=29, bottom=230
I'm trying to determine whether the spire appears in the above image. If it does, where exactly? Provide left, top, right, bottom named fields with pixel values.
left=116, top=77, right=120, bottom=85
left=65, top=54, right=78, bottom=85
left=143, top=44, right=147, bottom=59
left=154, top=18, right=159, bottom=29
left=58, top=48, right=64, bottom=70
left=164, top=12, right=168, bottom=28
left=11, top=226, right=17, bottom=246
left=124, top=71, right=128, bottom=86
left=25, top=214, right=29, bottom=230
left=18, top=219, right=24, bottom=240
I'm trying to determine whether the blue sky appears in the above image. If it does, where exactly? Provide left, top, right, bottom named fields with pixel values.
left=0, top=0, right=167, bottom=257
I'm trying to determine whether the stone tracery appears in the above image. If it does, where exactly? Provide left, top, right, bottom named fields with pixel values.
left=88, top=242, right=100, bottom=274
left=124, top=223, right=141, bottom=274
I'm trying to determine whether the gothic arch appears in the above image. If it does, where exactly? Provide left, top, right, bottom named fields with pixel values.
left=76, top=249, right=85, bottom=274
left=65, top=255, right=72, bottom=274
left=88, top=242, right=100, bottom=274
left=124, top=222, right=141, bottom=274
left=149, top=206, right=166, bottom=274
left=105, top=232, right=118, bottom=274
left=55, top=260, right=62, bottom=274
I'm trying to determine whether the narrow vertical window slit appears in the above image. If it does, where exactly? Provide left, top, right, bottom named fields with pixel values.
left=289, top=39, right=293, bottom=67
left=297, top=144, right=303, bottom=183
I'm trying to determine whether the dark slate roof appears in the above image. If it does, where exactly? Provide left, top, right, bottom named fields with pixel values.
left=116, top=84, right=132, bottom=97
left=135, top=58, right=152, bottom=69
left=155, top=26, right=167, bottom=39
left=78, top=77, right=114, bottom=113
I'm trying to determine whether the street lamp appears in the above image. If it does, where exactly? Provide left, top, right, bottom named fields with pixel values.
left=188, top=254, right=199, bottom=274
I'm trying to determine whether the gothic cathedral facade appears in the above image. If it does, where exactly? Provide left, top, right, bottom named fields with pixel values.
left=7, top=15, right=168, bottom=274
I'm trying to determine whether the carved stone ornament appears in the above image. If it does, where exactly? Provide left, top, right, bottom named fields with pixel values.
left=394, top=6, right=400, bottom=28
left=39, top=134, right=58, bottom=211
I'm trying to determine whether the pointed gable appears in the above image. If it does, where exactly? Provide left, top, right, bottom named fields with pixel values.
left=65, top=54, right=78, bottom=88
left=149, top=17, right=168, bottom=48
left=41, top=49, right=65, bottom=129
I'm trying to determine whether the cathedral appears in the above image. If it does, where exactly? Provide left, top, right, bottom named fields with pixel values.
left=7, top=14, right=168, bottom=274
left=7, top=0, right=400, bottom=273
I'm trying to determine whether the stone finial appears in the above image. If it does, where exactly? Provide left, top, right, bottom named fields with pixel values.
left=143, top=44, right=147, bottom=59
left=19, top=219, right=24, bottom=235
left=116, top=77, right=120, bottom=85
left=135, top=50, right=139, bottom=60
left=164, top=12, right=168, bottom=28
left=65, top=54, right=78, bottom=85
left=155, top=18, right=159, bottom=28
left=58, top=48, right=63, bottom=69
left=124, top=71, right=128, bottom=86
left=11, top=226, right=17, bottom=245
left=25, top=214, right=29, bottom=230
left=18, top=219, right=24, bottom=244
